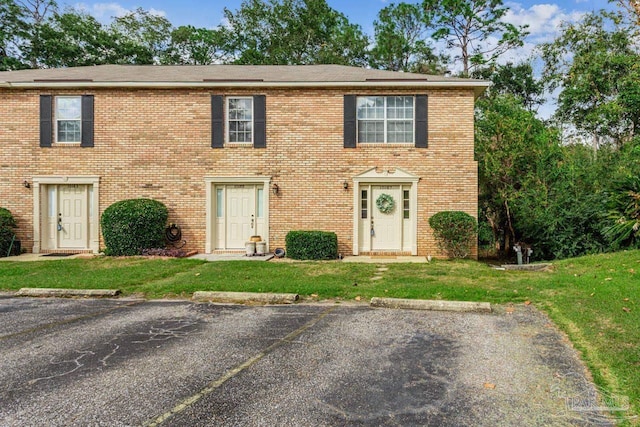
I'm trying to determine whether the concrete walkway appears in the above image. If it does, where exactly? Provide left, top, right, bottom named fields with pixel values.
left=0, top=253, right=92, bottom=262
left=189, top=253, right=275, bottom=261
left=342, top=255, right=429, bottom=263
left=2, top=253, right=429, bottom=263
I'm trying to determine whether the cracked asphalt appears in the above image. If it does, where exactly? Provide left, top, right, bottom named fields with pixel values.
left=0, top=295, right=612, bottom=426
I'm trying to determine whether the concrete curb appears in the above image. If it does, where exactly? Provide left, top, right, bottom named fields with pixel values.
left=192, top=291, right=299, bottom=305
left=16, top=288, right=121, bottom=298
left=370, top=297, right=491, bottom=313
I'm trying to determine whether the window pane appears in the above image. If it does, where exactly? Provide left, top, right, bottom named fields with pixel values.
left=228, top=97, right=253, bottom=143
left=358, top=120, right=384, bottom=143
left=387, top=96, right=413, bottom=119
left=361, top=189, right=368, bottom=219
left=403, top=190, right=410, bottom=219
left=57, top=120, right=81, bottom=142
left=356, top=96, right=414, bottom=144
left=257, top=188, right=264, bottom=218
left=357, top=96, right=384, bottom=119
left=216, top=189, right=224, bottom=217
left=89, top=186, right=94, bottom=218
left=387, top=120, right=413, bottom=143
left=55, top=97, right=82, bottom=143
left=48, top=187, right=56, bottom=217
left=56, top=97, right=81, bottom=120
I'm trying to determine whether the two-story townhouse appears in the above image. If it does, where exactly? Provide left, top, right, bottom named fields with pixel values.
left=0, top=65, right=488, bottom=258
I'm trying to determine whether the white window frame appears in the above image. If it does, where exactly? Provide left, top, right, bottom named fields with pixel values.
left=356, top=96, right=415, bottom=144
left=226, top=96, right=254, bottom=143
left=55, top=96, right=82, bottom=143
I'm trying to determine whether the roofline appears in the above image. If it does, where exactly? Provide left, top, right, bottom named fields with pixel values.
left=0, top=80, right=491, bottom=97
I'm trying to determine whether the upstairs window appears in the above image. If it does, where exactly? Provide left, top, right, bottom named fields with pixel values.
left=40, top=95, right=94, bottom=148
left=357, top=96, right=414, bottom=143
left=227, top=97, right=253, bottom=143
left=211, top=95, right=266, bottom=149
left=344, top=94, right=426, bottom=149
left=55, top=96, right=82, bottom=143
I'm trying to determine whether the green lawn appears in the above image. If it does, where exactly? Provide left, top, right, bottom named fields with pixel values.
left=0, top=250, right=638, bottom=422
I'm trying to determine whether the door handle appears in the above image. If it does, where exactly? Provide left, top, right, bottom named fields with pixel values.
left=57, top=213, right=63, bottom=231
left=251, top=215, right=254, bottom=229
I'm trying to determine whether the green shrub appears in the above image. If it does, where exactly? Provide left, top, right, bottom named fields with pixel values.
left=285, top=230, right=338, bottom=260
left=429, top=211, right=477, bottom=258
left=604, top=175, right=640, bottom=250
left=477, top=218, right=495, bottom=251
left=101, top=199, right=168, bottom=256
left=0, top=208, right=17, bottom=257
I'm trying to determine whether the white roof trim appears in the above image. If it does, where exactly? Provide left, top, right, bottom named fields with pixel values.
left=1, top=80, right=490, bottom=93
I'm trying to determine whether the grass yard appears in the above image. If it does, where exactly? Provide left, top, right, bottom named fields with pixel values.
left=0, top=250, right=638, bottom=422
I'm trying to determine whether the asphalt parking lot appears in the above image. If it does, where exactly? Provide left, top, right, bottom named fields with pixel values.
left=0, top=295, right=611, bottom=426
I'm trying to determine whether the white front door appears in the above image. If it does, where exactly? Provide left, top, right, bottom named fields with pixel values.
left=371, top=186, right=402, bottom=251
left=227, top=186, right=255, bottom=248
left=44, top=184, right=90, bottom=250
left=214, top=184, right=265, bottom=250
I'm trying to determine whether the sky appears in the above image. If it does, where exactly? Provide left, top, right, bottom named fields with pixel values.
left=71, top=0, right=613, bottom=36
left=69, top=0, right=617, bottom=68
left=68, top=0, right=617, bottom=118
left=70, top=0, right=616, bottom=61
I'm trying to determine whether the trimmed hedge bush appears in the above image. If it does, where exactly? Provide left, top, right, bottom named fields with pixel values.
left=101, top=199, right=168, bottom=256
left=0, top=207, right=17, bottom=257
left=285, top=230, right=338, bottom=260
left=428, top=211, right=477, bottom=259
left=0, top=207, right=17, bottom=229
left=0, top=208, right=17, bottom=257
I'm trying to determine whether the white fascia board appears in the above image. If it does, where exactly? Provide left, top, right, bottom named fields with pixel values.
left=5, top=80, right=491, bottom=90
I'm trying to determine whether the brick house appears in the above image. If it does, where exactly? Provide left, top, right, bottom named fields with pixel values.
left=0, top=65, right=488, bottom=258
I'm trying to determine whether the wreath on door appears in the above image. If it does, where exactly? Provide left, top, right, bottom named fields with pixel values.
left=376, top=193, right=395, bottom=214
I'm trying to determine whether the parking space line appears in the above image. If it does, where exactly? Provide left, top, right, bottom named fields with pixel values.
left=144, top=305, right=337, bottom=427
left=0, top=300, right=144, bottom=341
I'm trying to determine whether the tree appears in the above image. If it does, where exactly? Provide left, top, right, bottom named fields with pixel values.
left=0, top=0, right=29, bottom=70
left=33, top=10, right=117, bottom=67
left=370, top=2, right=447, bottom=73
left=475, top=94, right=560, bottom=256
left=16, top=0, right=54, bottom=23
left=612, top=0, right=640, bottom=26
left=222, top=0, right=369, bottom=66
left=540, top=11, right=640, bottom=149
left=163, top=25, right=229, bottom=65
left=422, top=0, right=527, bottom=76
left=472, top=62, right=544, bottom=111
left=17, top=0, right=56, bottom=68
left=110, top=8, right=173, bottom=64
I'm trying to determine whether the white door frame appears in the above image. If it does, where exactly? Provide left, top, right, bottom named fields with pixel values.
left=32, top=176, right=100, bottom=253
left=204, top=176, right=271, bottom=253
left=352, top=168, right=419, bottom=256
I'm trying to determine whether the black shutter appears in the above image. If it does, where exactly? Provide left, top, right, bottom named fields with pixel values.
left=253, top=95, right=266, bottom=148
left=415, top=95, right=428, bottom=148
left=40, top=95, right=52, bottom=147
left=211, top=95, right=224, bottom=148
left=344, top=95, right=356, bottom=148
left=81, top=95, right=94, bottom=147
